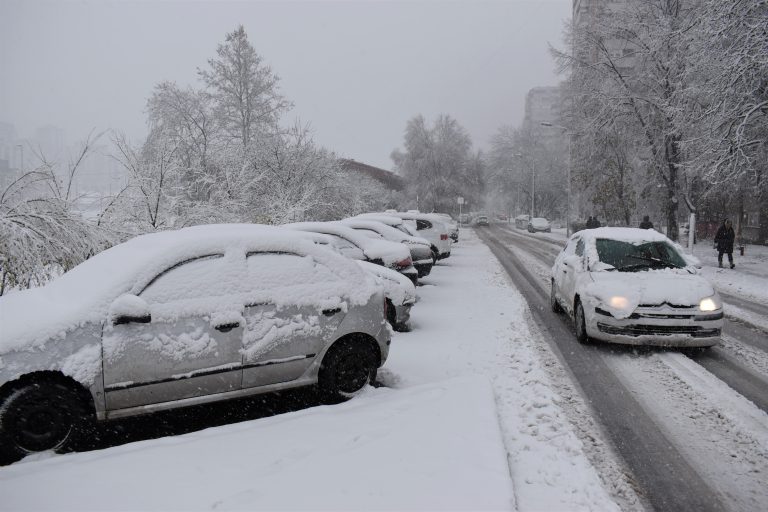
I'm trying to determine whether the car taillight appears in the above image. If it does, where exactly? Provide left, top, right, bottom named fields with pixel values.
left=440, top=234, right=448, bottom=240
left=395, top=257, right=412, bottom=269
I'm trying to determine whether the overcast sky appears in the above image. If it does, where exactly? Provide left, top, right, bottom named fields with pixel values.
left=1, top=0, right=570, bottom=170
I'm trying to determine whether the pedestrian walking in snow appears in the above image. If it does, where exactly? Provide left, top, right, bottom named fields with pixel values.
left=714, top=219, right=736, bottom=269
left=639, top=215, right=654, bottom=229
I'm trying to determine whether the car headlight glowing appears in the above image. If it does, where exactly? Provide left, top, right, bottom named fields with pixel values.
left=609, top=296, right=629, bottom=309
left=699, top=296, right=719, bottom=312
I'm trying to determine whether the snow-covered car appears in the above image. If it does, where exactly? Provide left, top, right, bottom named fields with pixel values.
left=381, top=212, right=452, bottom=259
left=550, top=227, right=723, bottom=347
left=475, top=215, right=489, bottom=226
left=514, top=214, right=530, bottom=229
left=283, top=222, right=418, bottom=283
left=354, top=213, right=440, bottom=261
left=0, top=224, right=390, bottom=463
left=284, top=230, right=416, bottom=332
left=339, top=219, right=434, bottom=278
left=433, top=213, right=459, bottom=242
left=356, top=261, right=416, bottom=332
left=527, top=217, right=551, bottom=233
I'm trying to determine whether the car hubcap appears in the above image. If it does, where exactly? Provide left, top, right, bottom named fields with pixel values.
left=10, top=395, right=72, bottom=452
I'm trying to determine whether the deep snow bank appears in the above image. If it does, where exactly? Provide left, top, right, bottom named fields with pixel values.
left=0, top=377, right=514, bottom=511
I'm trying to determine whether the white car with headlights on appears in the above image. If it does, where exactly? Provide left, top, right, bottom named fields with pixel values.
left=550, top=227, right=722, bottom=347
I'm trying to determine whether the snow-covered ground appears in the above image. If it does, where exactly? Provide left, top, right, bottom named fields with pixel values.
left=0, top=231, right=626, bottom=511
left=692, top=242, right=768, bottom=306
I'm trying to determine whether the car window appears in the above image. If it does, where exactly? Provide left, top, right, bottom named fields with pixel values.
left=326, top=235, right=365, bottom=259
left=575, top=239, right=585, bottom=256
left=245, top=252, right=341, bottom=290
left=595, top=239, right=687, bottom=271
left=416, top=219, right=433, bottom=230
left=140, top=254, right=227, bottom=304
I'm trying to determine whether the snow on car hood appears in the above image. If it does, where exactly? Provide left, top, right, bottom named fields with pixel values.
left=0, top=224, right=379, bottom=356
left=584, top=270, right=716, bottom=319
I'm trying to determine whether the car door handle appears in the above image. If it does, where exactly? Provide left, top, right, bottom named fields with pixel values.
left=322, top=308, right=341, bottom=317
left=214, top=322, right=240, bottom=333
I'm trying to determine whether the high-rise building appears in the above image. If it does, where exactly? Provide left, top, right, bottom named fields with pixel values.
left=572, top=0, right=635, bottom=73
left=522, top=86, right=562, bottom=138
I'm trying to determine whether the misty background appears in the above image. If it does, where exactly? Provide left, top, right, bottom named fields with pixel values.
left=1, top=0, right=569, bottom=171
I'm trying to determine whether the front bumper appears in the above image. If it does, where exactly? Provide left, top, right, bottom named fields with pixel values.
left=588, top=306, right=722, bottom=347
left=393, top=301, right=414, bottom=331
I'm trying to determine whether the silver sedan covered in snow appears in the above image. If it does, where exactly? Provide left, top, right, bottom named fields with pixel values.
left=550, top=228, right=723, bottom=347
left=0, top=224, right=389, bottom=463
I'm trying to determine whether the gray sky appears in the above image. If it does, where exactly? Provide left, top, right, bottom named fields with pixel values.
left=1, top=0, right=571, bottom=170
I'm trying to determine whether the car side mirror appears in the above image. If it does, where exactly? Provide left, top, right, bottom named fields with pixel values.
left=563, top=255, right=583, bottom=270
left=110, top=294, right=151, bottom=325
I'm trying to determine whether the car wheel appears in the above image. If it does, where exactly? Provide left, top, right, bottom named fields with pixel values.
left=550, top=281, right=563, bottom=313
left=0, top=382, right=90, bottom=464
left=574, top=300, right=590, bottom=344
left=319, top=338, right=377, bottom=403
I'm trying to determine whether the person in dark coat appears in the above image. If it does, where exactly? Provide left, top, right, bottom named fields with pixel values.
left=639, top=215, right=654, bottom=229
left=714, top=219, right=736, bottom=268
left=592, top=216, right=601, bottom=228
left=586, top=216, right=595, bottom=229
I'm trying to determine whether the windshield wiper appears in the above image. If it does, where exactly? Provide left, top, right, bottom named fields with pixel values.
left=627, top=254, right=682, bottom=268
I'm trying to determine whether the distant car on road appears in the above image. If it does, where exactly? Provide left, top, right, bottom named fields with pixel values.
left=0, top=224, right=390, bottom=463
left=527, top=217, right=551, bottom=233
left=475, top=215, right=489, bottom=226
left=550, top=227, right=723, bottom=347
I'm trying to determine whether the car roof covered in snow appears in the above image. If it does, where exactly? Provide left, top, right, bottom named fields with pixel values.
left=338, top=219, right=430, bottom=246
left=574, top=227, right=671, bottom=244
left=283, top=222, right=410, bottom=264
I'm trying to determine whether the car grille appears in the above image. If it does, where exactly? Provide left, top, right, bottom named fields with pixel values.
left=597, top=323, right=721, bottom=338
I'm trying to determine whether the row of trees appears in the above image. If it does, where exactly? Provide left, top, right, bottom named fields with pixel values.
left=556, top=0, right=767, bottom=240
left=483, top=1, right=766, bottom=241
left=1, top=26, right=400, bottom=294
left=391, top=115, right=485, bottom=214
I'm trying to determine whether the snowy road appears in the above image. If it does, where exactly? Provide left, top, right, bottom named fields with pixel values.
left=476, top=223, right=768, bottom=512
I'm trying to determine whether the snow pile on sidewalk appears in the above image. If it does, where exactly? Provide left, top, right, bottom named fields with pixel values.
left=381, top=230, right=622, bottom=512
left=0, top=377, right=513, bottom=511
left=692, top=242, right=768, bottom=306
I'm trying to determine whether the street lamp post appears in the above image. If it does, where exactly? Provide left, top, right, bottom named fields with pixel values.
left=541, top=122, right=572, bottom=237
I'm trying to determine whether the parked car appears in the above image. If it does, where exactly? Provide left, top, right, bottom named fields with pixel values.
left=514, top=215, right=530, bottom=229
left=475, top=215, right=489, bottom=226
left=284, top=222, right=418, bottom=283
left=356, top=261, right=416, bottom=332
left=433, top=213, right=459, bottom=242
left=374, top=212, right=452, bottom=260
left=527, top=217, right=551, bottom=233
left=550, top=227, right=723, bottom=347
left=339, top=219, right=434, bottom=278
left=0, top=224, right=390, bottom=463
left=354, top=213, right=440, bottom=262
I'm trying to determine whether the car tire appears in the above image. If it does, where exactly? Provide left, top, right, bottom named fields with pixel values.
left=319, top=338, right=377, bottom=403
left=0, top=381, right=91, bottom=464
left=574, top=300, right=591, bottom=344
left=550, top=281, right=563, bottom=313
